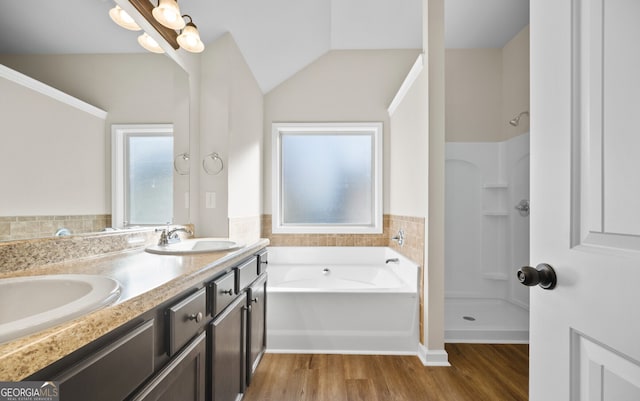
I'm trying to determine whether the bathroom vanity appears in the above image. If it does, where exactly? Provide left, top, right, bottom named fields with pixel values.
left=0, top=239, right=268, bottom=401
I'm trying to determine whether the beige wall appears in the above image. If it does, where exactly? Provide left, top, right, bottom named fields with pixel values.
left=263, top=49, right=420, bottom=215
left=426, top=0, right=447, bottom=358
left=445, top=25, right=530, bottom=143
left=445, top=49, right=503, bottom=141
left=199, top=34, right=264, bottom=240
left=502, top=25, right=530, bottom=138
left=0, top=54, right=189, bottom=222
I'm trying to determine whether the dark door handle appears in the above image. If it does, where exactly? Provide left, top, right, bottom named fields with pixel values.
left=517, top=263, right=557, bottom=290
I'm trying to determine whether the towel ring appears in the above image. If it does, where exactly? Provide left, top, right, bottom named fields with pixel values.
left=174, top=152, right=190, bottom=175
left=203, top=152, right=224, bottom=175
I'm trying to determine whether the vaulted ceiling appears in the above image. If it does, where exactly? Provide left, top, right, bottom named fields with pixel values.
left=0, top=0, right=528, bottom=93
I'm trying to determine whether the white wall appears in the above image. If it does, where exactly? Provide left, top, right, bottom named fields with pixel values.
left=0, top=73, right=106, bottom=215
left=262, top=49, right=421, bottom=215
left=199, top=34, right=264, bottom=237
left=389, top=64, right=429, bottom=217
left=0, top=54, right=188, bottom=221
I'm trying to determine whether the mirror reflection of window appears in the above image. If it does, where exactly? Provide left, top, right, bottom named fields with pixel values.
left=112, top=124, right=174, bottom=228
left=126, top=134, right=173, bottom=225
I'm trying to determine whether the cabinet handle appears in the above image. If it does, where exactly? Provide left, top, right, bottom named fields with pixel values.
left=260, top=260, right=268, bottom=265
left=251, top=297, right=258, bottom=304
left=188, top=312, right=203, bottom=323
left=221, top=289, right=233, bottom=295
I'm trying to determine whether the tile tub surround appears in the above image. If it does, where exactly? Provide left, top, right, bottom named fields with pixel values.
left=261, top=214, right=425, bottom=270
left=0, top=238, right=269, bottom=381
left=0, top=214, right=112, bottom=241
left=0, top=224, right=194, bottom=273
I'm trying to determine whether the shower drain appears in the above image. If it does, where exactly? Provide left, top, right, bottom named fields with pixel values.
left=462, top=316, right=476, bottom=321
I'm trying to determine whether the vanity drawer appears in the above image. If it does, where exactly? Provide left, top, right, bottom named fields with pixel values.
left=236, top=256, right=258, bottom=293
left=53, top=319, right=154, bottom=401
left=168, top=288, right=207, bottom=356
left=210, top=270, right=237, bottom=316
left=256, top=249, right=268, bottom=275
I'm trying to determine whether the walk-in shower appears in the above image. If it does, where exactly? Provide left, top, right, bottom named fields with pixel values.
left=444, top=133, right=530, bottom=343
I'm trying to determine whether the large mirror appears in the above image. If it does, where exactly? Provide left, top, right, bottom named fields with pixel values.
left=0, top=0, right=190, bottom=242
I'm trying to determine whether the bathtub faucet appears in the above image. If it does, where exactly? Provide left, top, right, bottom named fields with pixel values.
left=385, top=258, right=400, bottom=264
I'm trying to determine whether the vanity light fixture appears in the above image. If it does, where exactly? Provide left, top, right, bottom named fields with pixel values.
left=109, top=5, right=142, bottom=31
left=152, top=0, right=185, bottom=30
left=177, top=15, right=204, bottom=53
left=109, top=1, right=205, bottom=54
left=137, top=32, right=165, bottom=53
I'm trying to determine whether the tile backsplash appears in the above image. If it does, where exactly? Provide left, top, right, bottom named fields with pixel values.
left=0, top=214, right=112, bottom=242
left=0, top=224, right=193, bottom=274
left=261, top=214, right=425, bottom=265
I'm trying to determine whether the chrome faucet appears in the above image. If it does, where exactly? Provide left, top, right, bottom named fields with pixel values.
left=156, top=226, right=193, bottom=246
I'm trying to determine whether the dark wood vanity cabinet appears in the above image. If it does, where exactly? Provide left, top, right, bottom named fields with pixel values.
left=29, top=249, right=268, bottom=401
left=130, top=331, right=206, bottom=401
left=51, top=320, right=155, bottom=401
left=246, top=273, right=267, bottom=386
left=209, top=293, right=247, bottom=401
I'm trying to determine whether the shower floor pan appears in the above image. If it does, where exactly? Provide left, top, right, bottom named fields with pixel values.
left=445, top=298, right=529, bottom=344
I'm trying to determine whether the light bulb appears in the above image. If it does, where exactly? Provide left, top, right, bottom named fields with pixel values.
left=137, top=33, right=165, bottom=54
left=177, top=23, right=205, bottom=53
left=152, top=0, right=185, bottom=30
left=109, top=5, right=141, bottom=31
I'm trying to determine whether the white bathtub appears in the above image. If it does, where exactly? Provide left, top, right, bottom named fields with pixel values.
left=266, top=247, right=419, bottom=355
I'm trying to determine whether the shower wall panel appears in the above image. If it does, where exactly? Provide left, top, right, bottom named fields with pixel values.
left=445, top=133, right=529, bottom=308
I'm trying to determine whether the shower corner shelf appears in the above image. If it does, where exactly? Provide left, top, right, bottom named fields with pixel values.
left=483, top=183, right=509, bottom=189
left=483, top=211, right=509, bottom=216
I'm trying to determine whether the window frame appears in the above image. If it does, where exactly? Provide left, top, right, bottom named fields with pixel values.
left=111, top=124, right=174, bottom=228
left=271, top=122, right=383, bottom=234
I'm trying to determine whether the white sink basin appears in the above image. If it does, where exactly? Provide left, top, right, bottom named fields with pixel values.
left=0, top=274, right=121, bottom=344
left=145, top=238, right=242, bottom=255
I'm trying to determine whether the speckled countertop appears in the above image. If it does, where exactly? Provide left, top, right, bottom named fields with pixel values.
left=0, top=239, right=269, bottom=381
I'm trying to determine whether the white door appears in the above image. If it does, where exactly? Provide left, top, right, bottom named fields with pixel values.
left=530, top=0, right=640, bottom=400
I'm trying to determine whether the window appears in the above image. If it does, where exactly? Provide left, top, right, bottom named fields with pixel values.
left=112, top=124, right=173, bottom=228
left=272, top=122, right=383, bottom=234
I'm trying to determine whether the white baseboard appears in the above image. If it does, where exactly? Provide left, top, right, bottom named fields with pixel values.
left=417, top=344, right=450, bottom=366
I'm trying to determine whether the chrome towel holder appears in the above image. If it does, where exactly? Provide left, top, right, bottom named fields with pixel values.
left=203, top=152, right=224, bottom=175
left=174, top=152, right=190, bottom=175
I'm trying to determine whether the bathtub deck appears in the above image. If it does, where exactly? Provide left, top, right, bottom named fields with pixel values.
left=243, top=343, right=529, bottom=401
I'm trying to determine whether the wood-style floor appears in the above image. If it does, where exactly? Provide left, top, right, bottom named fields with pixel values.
left=243, top=344, right=529, bottom=401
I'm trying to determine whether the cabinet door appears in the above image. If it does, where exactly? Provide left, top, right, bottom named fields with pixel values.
left=130, top=332, right=206, bottom=401
left=247, top=274, right=267, bottom=385
left=210, top=293, right=246, bottom=401
left=54, top=320, right=154, bottom=401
